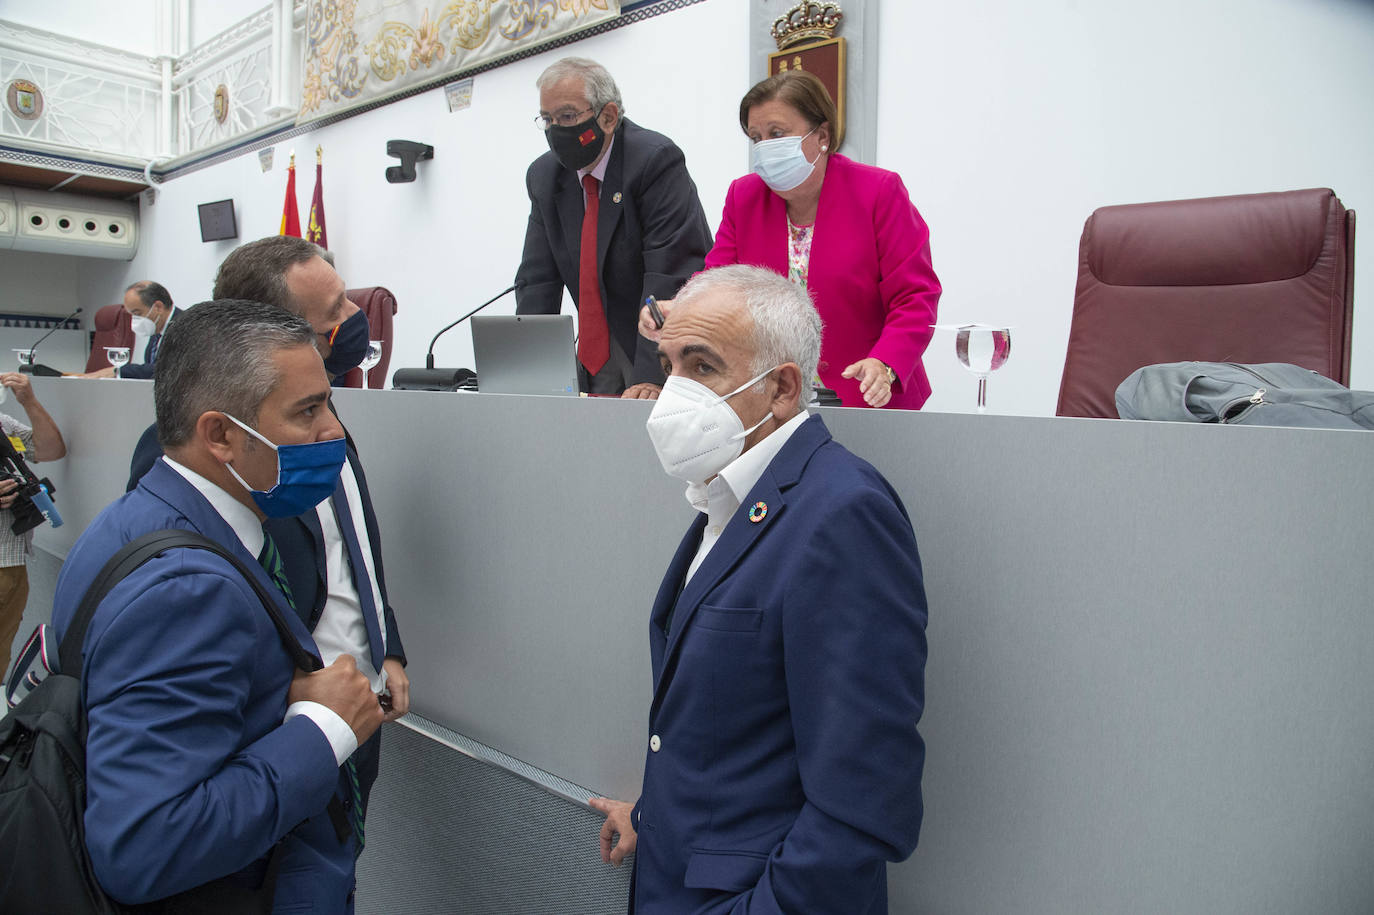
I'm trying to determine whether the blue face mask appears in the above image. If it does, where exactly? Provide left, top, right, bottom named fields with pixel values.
left=322, top=309, right=370, bottom=377
left=224, top=414, right=346, bottom=518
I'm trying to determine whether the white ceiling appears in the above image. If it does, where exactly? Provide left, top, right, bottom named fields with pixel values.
left=1, top=1, right=273, bottom=57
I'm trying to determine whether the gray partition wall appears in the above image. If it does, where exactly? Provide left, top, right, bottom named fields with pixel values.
left=20, top=379, right=1374, bottom=914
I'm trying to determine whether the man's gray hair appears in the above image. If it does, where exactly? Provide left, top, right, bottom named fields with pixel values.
left=154, top=299, right=317, bottom=448
left=536, top=57, right=625, bottom=117
left=674, top=264, right=822, bottom=399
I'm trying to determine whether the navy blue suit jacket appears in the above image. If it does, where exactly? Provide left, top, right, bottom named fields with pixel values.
left=51, top=460, right=344, bottom=905
left=515, top=118, right=713, bottom=388
left=116, top=307, right=176, bottom=380
left=127, top=422, right=406, bottom=666
left=631, top=415, right=928, bottom=914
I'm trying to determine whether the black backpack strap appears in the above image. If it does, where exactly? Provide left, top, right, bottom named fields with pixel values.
left=58, top=529, right=322, bottom=678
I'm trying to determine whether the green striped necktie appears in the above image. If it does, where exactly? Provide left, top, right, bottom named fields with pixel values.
left=257, top=529, right=296, bottom=611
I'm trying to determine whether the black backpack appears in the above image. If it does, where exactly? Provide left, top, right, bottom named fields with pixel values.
left=0, top=529, right=319, bottom=913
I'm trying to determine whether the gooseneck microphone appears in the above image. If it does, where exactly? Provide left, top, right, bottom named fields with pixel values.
left=393, top=285, right=516, bottom=390
left=21, top=307, right=83, bottom=376
left=425, top=285, right=516, bottom=369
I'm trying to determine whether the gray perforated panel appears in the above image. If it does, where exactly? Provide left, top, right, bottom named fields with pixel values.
left=356, top=718, right=631, bottom=914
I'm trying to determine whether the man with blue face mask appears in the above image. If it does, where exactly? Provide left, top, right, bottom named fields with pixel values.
left=50, top=299, right=384, bottom=908
left=125, top=236, right=411, bottom=900
left=515, top=56, right=713, bottom=398
left=590, top=265, right=929, bottom=914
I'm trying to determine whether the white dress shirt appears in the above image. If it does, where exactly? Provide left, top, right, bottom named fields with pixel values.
left=684, top=410, right=810, bottom=585
left=164, top=457, right=357, bottom=766
left=312, top=459, right=387, bottom=691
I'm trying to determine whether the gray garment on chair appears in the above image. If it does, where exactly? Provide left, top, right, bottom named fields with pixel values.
left=1115, top=362, right=1374, bottom=429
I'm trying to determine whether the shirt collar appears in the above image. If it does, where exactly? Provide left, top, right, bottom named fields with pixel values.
left=684, top=409, right=810, bottom=514
left=163, top=456, right=264, bottom=557
left=578, top=131, right=615, bottom=185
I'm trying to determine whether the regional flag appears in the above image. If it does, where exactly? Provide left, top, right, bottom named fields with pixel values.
left=306, top=147, right=327, bottom=248
left=280, top=154, right=301, bottom=237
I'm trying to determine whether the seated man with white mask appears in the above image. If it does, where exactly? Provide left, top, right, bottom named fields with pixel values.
left=590, top=264, right=929, bottom=914
left=81, top=280, right=177, bottom=379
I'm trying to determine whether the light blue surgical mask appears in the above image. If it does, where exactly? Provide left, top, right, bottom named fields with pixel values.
left=224, top=414, right=346, bottom=518
left=750, top=128, right=819, bottom=193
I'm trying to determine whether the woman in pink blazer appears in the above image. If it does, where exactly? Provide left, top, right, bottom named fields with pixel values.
left=708, top=71, right=941, bottom=409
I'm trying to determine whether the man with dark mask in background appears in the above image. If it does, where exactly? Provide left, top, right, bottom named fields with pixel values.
left=515, top=57, right=713, bottom=398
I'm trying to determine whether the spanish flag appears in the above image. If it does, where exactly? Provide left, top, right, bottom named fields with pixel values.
left=306, top=147, right=327, bottom=248
left=280, top=154, right=301, bottom=237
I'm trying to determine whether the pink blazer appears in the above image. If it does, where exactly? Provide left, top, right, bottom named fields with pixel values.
left=705, top=154, right=941, bottom=409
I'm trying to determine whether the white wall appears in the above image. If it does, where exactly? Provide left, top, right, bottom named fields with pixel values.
left=1, top=0, right=266, bottom=55
left=2, top=0, right=161, bottom=54
left=889, top=0, right=1374, bottom=414
left=17, top=0, right=1374, bottom=412
left=0, top=249, right=83, bottom=312
left=188, top=1, right=269, bottom=48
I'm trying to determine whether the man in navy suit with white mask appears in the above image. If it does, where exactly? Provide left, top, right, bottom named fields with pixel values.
left=591, top=265, right=929, bottom=913
left=81, top=280, right=177, bottom=379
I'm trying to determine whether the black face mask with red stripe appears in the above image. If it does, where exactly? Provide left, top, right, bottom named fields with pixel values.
left=545, top=109, right=606, bottom=172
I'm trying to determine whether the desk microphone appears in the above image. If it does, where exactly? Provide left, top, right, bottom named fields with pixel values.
left=393, top=285, right=516, bottom=390
left=21, top=307, right=83, bottom=377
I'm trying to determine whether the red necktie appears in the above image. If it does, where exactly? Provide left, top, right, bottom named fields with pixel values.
left=578, top=174, right=610, bottom=376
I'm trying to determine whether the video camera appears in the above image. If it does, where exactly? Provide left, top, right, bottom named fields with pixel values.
left=0, top=432, right=61, bottom=535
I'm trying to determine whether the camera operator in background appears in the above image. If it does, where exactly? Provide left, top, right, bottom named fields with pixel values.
left=0, top=372, right=66, bottom=675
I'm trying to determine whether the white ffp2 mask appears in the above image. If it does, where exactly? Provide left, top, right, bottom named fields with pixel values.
left=646, top=368, right=777, bottom=484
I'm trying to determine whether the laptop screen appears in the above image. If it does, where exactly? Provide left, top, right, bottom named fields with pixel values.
left=470, top=315, right=579, bottom=396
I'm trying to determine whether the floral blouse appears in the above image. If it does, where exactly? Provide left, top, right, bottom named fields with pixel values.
left=787, top=218, right=814, bottom=287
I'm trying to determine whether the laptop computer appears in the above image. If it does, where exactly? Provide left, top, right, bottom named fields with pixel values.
left=470, top=314, right=579, bottom=396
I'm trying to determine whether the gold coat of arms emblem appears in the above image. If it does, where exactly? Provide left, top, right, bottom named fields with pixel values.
left=6, top=80, right=43, bottom=121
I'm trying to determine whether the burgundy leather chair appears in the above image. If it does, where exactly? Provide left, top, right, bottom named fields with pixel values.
left=338, top=286, right=398, bottom=389
left=1056, top=188, right=1355, bottom=418
left=85, top=303, right=136, bottom=372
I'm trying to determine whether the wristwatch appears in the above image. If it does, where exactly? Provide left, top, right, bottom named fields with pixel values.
left=882, top=362, right=897, bottom=386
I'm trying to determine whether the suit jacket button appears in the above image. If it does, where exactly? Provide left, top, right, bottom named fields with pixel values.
left=649, top=734, right=661, bottom=752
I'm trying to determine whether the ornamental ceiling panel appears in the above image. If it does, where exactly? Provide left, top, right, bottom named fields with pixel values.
left=298, top=0, right=620, bottom=125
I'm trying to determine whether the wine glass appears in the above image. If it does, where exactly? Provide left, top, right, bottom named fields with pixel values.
left=954, top=325, right=1012, bottom=414
left=105, top=347, right=131, bottom=373
left=359, top=340, right=383, bottom=388
left=13, top=348, right=34, bottom=370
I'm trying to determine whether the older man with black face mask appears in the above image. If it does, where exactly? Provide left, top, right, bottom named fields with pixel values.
left=514, top=56, right=713, bottom=399
left=590, top=265, right=929, bottom=914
